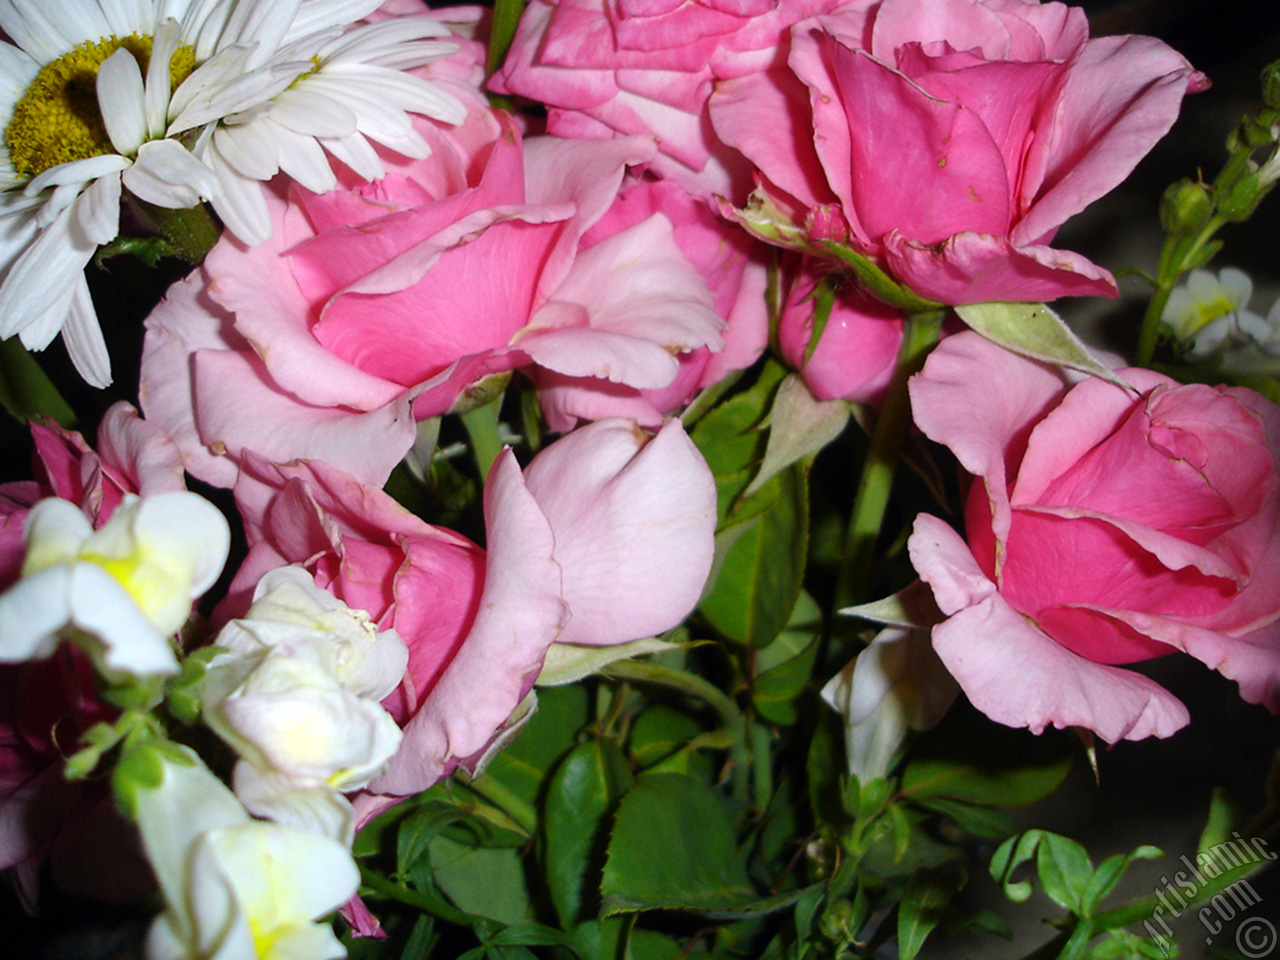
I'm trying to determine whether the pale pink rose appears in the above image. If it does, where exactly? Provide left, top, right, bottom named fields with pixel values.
left=490, top=0, right=838, bottom=199
left=710, top=0, right=1208, bottom=304
left=907, top=333, right=1280, bottom=743
left=776, top=256, right=904, bottom=404
left=534, top=180, right=768, bottom=428
left=224, top=418, right=715, bottom=798
left=141, top=106, right=724, bottom=488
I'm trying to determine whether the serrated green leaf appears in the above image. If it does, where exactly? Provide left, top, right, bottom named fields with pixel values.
left=544, top=741, right=634, bottom=927
left=691, top=360, right=785, bottom=481
left=480, top=685, right=589, bottom=809
left=955, top=302, right=1132, bottom=390
left=398, top=803, right=470, bottom=886
left=601, top=774, right=754, bottom=915
left=897, top=868, right=966, bottom=960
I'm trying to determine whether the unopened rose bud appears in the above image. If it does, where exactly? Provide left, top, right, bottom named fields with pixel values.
left=1159, top=179, right=1213, bottom=235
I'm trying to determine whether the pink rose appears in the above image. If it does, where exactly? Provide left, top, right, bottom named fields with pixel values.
left=776, top=256, right=904, bottom=404
left=534, top=179, right=768, bottom=428
left=907, top=333, right=1280, bottom=742
left=490, top=0, right=837, bottom=199
left=141, top=105, right=724, bottom=488
left=710, top=0, right=1207, bottom=304
left=225, top=418, right=716, bottom=797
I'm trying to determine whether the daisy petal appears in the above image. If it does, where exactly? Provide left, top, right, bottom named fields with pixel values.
left=124, top=138, right=222, bottom=207
left=98, top=48, right=149, bottom=155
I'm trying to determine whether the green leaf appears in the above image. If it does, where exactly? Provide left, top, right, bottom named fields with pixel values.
left=1035, top=832, right=1094, bottom=914
left=917, top=798, right=1016, bottom=840
left=428, top=834, right=532, bottom=924
left=480, top=685, right=589, bottom=809
left=537, top=638, right=687, bottom=687
left=954, top=302, right=1133, bottom=391
left=752, top=591, right=821, bottom=724
left=990, top=832, right=1042, bottom=904
left=901, top=737, right=1070, bottom=808
left=1080, top=845, right=1161, bottom=918
left=897, top=868, right=966, bottom=960
left=746, top=374, right=850, bottom=496
left=0, top=336, right=76, bottom=427
left=601, top=774, right=755, bottom=915
left=400, top=915, right=436, bottom=960
left=1198, top=788, right=1237, bottom=856
left=398, top=803, right=471, bottom=888
left=691, top=360, right=785, bottom=486
left=697, top=462, right=808, bottom=647
left=544, top=740, right=634, bottom=927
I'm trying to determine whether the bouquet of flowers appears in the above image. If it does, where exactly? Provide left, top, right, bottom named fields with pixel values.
left=1, top=0, right=1278, bottom=958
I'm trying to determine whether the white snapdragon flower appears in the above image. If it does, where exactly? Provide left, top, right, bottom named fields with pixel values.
left=0, top=0, right=466, bottom=386
left=821, top=628, right=958, bottom=782
left=200, top=567, right=407, bottom=842
left=0, top=491, right=228, bottom=679
left=1161, top=267, right=1263, bottom=356
left=127, top=744, right=358, bottom=960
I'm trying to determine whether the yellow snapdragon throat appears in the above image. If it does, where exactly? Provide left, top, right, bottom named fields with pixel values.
left=5, top=33, right=196, bottom=178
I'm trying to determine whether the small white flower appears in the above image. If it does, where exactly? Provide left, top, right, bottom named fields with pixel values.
left=1162, top=267, right=1263, bottom=356
left=129, top=745, right=358, bottom=960
left=200, top=566, right=407, bottom=842
left=0, top=491, right=229, bottom=679
left=821, top=627, right=957, bottom=782
left=0, top=0, right=465, bottom=386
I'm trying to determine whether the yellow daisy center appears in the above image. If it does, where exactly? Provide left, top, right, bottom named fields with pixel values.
left=4, top=33, right=197, bottom=179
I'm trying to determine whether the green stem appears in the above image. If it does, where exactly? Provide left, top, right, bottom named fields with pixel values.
left=834, top=309, right=945, bottom=608
left=1135, top=214, right=1226, bottom=367
left=459, top=398, right=505, bottom=480
left=134, top=199, right=222, bottom=264
left=487, top=0, right=525, bottom=77
left=0, top=336, right=76, bottom=426
left=603, top=659, right=744, bottom=738
left=359, top=865, right=480, bottom=927
left=455, top=770, right=537, bottom=836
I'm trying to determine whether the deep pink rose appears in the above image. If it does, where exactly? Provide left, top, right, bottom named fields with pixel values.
left=907, top=333, right=1280, bottom=742
left=142, top=105, right=724, bottom=488
left=710, top=0, right=1207, bottom=304
left=490, top=0, right=838, bottom=199
left=534, top=179, right=768, bottom=428
left=225, top=418, right=716, bottom=797
left=0, top=403, right=185, bottom=588
left=776, top=257, right=904, bottom=404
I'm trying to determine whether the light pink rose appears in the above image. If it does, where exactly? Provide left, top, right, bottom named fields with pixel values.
left=534, top=180, right=768, bottom=428
left=710, top=0, right=1207, bottom=304
left=141, top=105, right=724, bottom=488
left=907, top=333, right=1280, bottom=743
left=490, top=0, right=838, bottom=199
left=224, top=418, right=715, bottom=798
left=776, top=256, right=904, bottom=404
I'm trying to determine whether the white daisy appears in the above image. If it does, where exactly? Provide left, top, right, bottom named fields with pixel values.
left=0, top=0, right=465, bottom=387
